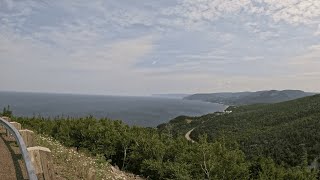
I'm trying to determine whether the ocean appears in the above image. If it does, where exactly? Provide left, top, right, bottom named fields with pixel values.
left=0, top=91, right=227, bottom=127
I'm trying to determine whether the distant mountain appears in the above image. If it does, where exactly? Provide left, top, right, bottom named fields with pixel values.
left=152, top=94, right=191, bottom=99
left=184, top=90, right=316, bottom=105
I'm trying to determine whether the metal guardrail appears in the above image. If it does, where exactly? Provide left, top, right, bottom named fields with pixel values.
left=0, top=117, right=38, bottom=180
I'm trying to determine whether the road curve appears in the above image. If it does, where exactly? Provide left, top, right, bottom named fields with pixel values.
left=185, top=128, right=195, bottom=143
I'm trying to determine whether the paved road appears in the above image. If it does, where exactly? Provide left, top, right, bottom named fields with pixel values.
left=0, top=129, right=27, bottom=180
left=185, top=128, right=195, bottom=143
left=0, top=131, right=17, bottom=179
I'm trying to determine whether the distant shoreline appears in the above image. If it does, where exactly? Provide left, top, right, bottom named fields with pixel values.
left=0, top=91, right=226, bottom=127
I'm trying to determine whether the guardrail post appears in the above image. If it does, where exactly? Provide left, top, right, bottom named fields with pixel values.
left=7, top=122, right=22, bottom=137
left=27, top=146, right=55, bottom=180
left=1, top=116, right=11, bottom=122
left=19, top=129, right=35, bottom=147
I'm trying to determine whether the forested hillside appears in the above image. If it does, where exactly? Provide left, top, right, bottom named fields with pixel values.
left=160, top=94, right=320, bottom=169
left=3, top=95, right=320, bottom=179
left=13, top=116, right=317, bottom=179
left=184, top=90, right=316, bottom=105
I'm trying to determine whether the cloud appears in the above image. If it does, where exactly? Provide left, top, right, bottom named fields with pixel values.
left=0, top=26, right=155, bottom=71
left=292, top=44, right=320, bottom=64
left=287, top=44, right=320, bottom=80
left=162, top=0, right=251, bottom=29
left=0, top=0, right=44, bottom=28
left=68, top=35, right=155, bottom=71
left=0, top=22, right=155, bottom=94
left=1, top=0, right=320, bottom=95
left=262, top=0, right=320, bottom=25
left=244, top=22, right=280, bottom=40
left=315, top=24, right=320, bottom=36
left=163, top=0, right=320, bottom=30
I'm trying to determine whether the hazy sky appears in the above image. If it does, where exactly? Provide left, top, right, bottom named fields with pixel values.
left=1, top=0, right=320, bottom=95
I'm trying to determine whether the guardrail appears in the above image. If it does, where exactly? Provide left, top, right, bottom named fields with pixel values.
left=0, top=117, right=38, bottom=180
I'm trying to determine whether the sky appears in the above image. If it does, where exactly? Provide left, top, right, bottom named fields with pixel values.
left=0, top=0, right=320, bottom=96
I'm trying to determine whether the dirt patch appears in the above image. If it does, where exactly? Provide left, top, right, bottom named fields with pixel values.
left=186, top=119, right=193, bottom=124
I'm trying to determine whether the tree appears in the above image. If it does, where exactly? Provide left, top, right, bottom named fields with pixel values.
left=2, top=105, right=13, bottom=118
left=194, top=135, right=249, bottom=180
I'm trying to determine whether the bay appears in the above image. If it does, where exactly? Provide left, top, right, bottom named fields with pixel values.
left=0, top=91, right=227, bottom=127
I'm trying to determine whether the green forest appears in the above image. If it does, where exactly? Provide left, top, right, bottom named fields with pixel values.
left=2, top=95, right=320, bottom=179
left=159, top=95, right=320, bottom=168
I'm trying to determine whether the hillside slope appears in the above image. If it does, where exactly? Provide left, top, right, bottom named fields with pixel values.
left=184, top=90, right=316, bottom=105
left=159, top=94, right=320, bottom=167
left=8, top=100, right=319, bottom=179
left=35, top=134, right=141, bottom=180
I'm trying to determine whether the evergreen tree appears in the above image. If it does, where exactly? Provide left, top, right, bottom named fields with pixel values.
left=2, top=105, right=12, bottom=118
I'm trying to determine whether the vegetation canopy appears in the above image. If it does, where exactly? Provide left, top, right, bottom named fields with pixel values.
left=8, top=95, right=320, bottom=179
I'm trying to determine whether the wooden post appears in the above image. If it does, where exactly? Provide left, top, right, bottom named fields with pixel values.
left=7, top=122, right=22, bottom=136
left=87, top=167, right=96, bottom=180
left=27, top=146, right=55, bottom=180
left=19, top=129, right=35, bottom=147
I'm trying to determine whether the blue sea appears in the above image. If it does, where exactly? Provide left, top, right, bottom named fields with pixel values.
left=0, top=91, right=227, bottom=127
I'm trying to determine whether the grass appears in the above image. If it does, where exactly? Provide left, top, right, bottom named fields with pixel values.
left=35, top=134, right=142, bottom=180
